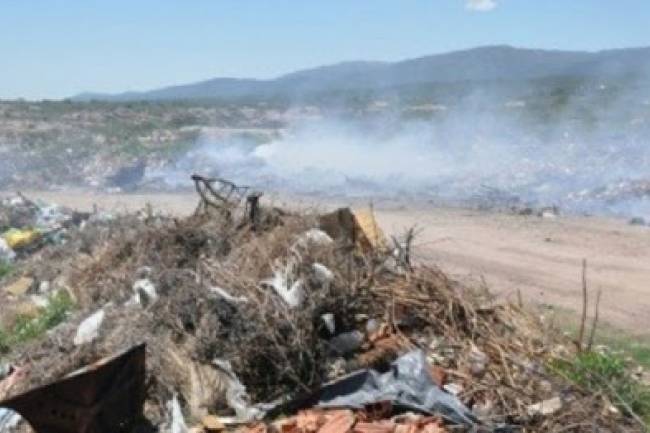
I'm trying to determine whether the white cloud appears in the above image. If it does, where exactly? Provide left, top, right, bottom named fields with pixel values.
left=465, top=0, right=498, bottom=12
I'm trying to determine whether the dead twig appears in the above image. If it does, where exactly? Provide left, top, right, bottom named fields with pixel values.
left=577, top=258, right=588, bottom=352
left=586, top=289, right=602, bottom=352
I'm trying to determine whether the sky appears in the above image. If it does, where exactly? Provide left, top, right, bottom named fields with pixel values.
left=1, top=0, right=649, bottom=100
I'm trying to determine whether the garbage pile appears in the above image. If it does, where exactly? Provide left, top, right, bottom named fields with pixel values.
left=566, top=178, right=650, bottom=219
left=571, top=179, right=650, bottom=204
left=0, top=186, right=642, bottom=432
left=0, top=193, right=90, bottom=263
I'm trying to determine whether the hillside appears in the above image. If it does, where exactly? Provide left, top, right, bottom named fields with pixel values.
left=73, top=45, right=650, bottom=102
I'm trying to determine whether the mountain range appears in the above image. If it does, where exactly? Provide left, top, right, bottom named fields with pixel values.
left=73, top=45, right=650, bottom=102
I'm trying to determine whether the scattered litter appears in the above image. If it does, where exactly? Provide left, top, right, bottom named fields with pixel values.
left=201, top=415, right=225, bottom=433
left=0, top=365, right=28, bottom=399
left=321, top=313, right=336, bottom=335
left=365, top=318, right=380, bottom=334
left=315, top=351, right=477, bottom=427
left=209, top=286, right=249, bottom=304
left=296, top=228, right=334, bottom=248
left=0, top=409, right=21, bottom=433
left=132, top=278, right=158, bottom=306
left=468, top=345, right=488, bottom=377
left=442, top=383, right=463, bottom=397
left=0, top=365, right=10, bottom=380
left=38, top=280, right=50, bottom=293
left=3, top=228, right=40, bottom=250
left=213, top=359, right=269, bottom=422
left=526, top=396, right=563, bottom=417
left=2, top=277, right=33, bottom=297
left=329, top=331, right=365, bottom=355
left=29, top=294, right=49, bottom=309
left=606, top=404, right=620, bottom=416
left=472, top=399, right=495, bottom=419
left=0, top=238, right=15, bottom=263
left=0, top=193, right=90, bottom=261
left=168, top=395, right=189, bottom=433
left=539, top=206, right=560, bottom=219
left=73, top=309, right=105, bottom=345
left=312, top=263, right=334, bottom=289
left=262, top=260, right=304, bottom=308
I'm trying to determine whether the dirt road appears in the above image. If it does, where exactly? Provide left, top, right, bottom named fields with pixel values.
left=375, top=208, right=650, bottom=335
left=10, top=191, right=650, bottom=335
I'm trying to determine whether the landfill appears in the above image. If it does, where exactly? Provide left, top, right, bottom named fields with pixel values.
left=0, top=183, right=645, bottom=433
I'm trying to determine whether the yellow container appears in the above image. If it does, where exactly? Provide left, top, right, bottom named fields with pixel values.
left=3, top=228, right=40, bottom=250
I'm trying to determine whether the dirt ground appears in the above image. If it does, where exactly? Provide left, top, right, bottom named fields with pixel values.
left=375, top=207, right=650, bottom=337
left=7, top=190, right=650, bottom=336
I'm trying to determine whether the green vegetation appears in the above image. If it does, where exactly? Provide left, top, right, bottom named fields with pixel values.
left=593, top=329, right=650, bottom=370
left=545, top=305, right=650, bottom=369
left=0, top=261, right=13, bottom=280
left=541, top=306, right=650, bottom=424
left=0, top=291, right=74, bottom=354
left=552, top=351, right=650, bottom=425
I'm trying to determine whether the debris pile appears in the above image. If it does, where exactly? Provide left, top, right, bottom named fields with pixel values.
left=572, top=179, right=650, bottom=205
left=0, top=185, right=644, bottom=432
left=0, top=193, right=90, bottom=262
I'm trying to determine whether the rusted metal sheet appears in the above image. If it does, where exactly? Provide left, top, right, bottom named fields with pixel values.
left=0, top=344, right=146, bottom=433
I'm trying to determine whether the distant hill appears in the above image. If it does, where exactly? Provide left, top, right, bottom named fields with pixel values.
left=72, top=45, right=650, bottom=102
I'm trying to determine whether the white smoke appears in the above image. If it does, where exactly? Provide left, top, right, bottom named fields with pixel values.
left=152, top=83, right=650, bottom=217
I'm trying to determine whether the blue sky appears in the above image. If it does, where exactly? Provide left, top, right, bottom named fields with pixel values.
left=1, top=0, right=649, bottom=99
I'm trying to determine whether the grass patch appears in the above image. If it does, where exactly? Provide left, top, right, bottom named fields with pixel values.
left=0, top=290, right=74, bottom=354
left=595, top=331, right=650, bottom=370
left=540, top=306, right=650, bottom=424
left=0, top=261, right=13, bottom=280
left=552, top=350, right=650, bottom=426
left=541, top=305, right=650, bottom=369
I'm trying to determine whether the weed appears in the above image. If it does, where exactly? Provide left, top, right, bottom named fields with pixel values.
left=543, top=305, right=650, bottom=369
left=0, top=261, right=13, bottom=280
left=552, top=350, right=650, bottom=424
left=0, top=329, right=8, bottom=354
left=0, top=290, right=74, bottom=354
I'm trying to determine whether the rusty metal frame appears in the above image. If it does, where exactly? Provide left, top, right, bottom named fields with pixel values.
left=0, top=344, right=146, bottom=433
left=191, top=174, right=250, bottom=216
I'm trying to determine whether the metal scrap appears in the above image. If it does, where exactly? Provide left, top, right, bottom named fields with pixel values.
left=0, top=344, right=145, bottom=433
left=191, top=174, right=250, bottom=218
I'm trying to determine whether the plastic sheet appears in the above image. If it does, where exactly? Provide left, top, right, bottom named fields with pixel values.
left=316, top=350, right=478, bottom=427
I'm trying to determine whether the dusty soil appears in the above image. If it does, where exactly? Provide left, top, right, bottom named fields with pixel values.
left=375, top=208, right=650, bottom=336
left=7, top=190, right=650, bottom=336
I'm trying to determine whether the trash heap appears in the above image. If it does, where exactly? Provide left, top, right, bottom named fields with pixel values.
left=0, top=188, right=642, bottom=432
left=0, top=193, right=90, bottom=263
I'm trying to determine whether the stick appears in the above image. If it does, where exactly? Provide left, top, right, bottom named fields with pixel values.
left=577, top=259, right=588, bottom=352
left=586, top=289, right=602, bottom=352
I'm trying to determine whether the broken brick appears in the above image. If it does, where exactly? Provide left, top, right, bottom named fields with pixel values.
left=317, top=409, right=355, bottom=433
